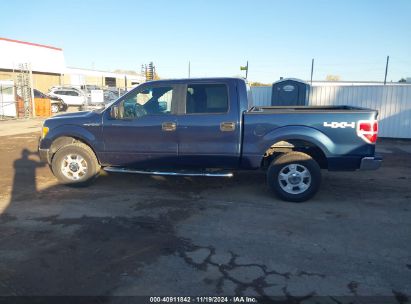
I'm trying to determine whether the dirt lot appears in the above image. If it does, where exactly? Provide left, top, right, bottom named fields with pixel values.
left=0, top=130, right=410, bottom=301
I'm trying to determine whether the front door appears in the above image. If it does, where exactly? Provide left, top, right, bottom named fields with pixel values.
left=102, top=84, right=178, bottom=168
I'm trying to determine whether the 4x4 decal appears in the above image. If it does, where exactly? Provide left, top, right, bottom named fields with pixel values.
left=323, top=122, right=355, bottom=129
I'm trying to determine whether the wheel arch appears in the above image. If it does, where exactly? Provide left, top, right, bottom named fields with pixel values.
left=261, top=139, right=328, bottom=169
left=49, top=135, right=100, bottom=165
left=259, top=126, right=333, bottom=169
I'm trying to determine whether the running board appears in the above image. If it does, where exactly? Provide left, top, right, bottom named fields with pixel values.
left=103, top=167, right=234, bottom=178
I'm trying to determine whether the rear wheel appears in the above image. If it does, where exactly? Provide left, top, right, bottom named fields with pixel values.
left=267, top=151, right=321, bottom=202
left=51, top=142, right=100, bottom=186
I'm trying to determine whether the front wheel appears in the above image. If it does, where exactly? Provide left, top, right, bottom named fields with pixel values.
left=267, top=152, right=321, bottom=202
left=51, top=142, right=100, bottom=186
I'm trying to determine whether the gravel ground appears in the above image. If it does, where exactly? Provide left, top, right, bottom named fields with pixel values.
left=0, top=132, right=410, bottom=302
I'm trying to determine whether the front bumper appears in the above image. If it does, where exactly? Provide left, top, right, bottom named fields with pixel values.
left=360, top=155, right=382, bottom=170
left=38, top=137, right=51, bottom=164
left=38, top=147, right=50, bottom=164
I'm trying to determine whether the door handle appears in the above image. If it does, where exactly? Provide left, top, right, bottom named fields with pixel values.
left=162, top=122, right=177, bottom=132
left=220, top=122, right=236, bottom=132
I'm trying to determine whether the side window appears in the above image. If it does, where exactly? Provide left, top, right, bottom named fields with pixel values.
left=70, top=91, right=79, bottom=96
left=186, top=84, right=228, bottom=114
left=54, top=90, right=65, bottom=95
left=118, top=86, right=174, bottom=119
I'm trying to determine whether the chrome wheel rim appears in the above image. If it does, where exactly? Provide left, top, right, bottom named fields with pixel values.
left=61, top=154, right=88, bottom=181
left=278, top=163, right=311, bottom=194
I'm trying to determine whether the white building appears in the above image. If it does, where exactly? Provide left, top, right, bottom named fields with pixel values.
left=65, top=67, right=145, bottom=89
left=0, top=37, right=144, bottom=93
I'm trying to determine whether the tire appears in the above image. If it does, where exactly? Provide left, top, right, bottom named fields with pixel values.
left=51, top=104, right=59, bottom=113
left=267, top=151, right=321, bottom=202
left=51, top=142, right=100, bottom=186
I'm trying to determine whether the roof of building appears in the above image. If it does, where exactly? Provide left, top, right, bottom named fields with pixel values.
left=0, top=37, right=65, bottom=74
left=66, top=67, right=145, bottom=81
left=0, top=37, right=62, bottom=51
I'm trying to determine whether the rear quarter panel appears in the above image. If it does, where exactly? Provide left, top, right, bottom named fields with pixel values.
left=242, top=109, right=378, bottom=169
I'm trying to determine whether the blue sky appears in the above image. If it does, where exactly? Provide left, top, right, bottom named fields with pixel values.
left=1, top=0, right=410, bottom=82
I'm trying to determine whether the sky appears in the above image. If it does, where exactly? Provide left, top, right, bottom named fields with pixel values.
left=1, top=0, right=410, bottom=83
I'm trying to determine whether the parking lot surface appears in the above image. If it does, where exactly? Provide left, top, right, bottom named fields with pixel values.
left=0, top=130, right=410, bottom=301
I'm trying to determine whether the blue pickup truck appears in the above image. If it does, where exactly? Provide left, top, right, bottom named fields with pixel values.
left=38, top=78, right=381, bottom=202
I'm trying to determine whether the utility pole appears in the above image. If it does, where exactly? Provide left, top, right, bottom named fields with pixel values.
left=384, top=56, right=389, bottom=85
left=240, top=61, right=249, bottom=78
left=310, top=58, right=314, bottom=85
left=188, top=61, right=191, bottom=78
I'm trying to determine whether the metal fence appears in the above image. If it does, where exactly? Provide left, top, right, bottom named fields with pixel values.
left=250, top=86, right=272, bottom=107
left=251, top=85, right=411, bottom=139
left=309, top=85, right=411, bottom=139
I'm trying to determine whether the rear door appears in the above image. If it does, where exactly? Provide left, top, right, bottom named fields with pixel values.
left=176, top=80, right=241, bottom=168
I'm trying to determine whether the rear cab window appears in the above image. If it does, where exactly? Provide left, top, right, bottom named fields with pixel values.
left=186, top=83, right=228, bottom=114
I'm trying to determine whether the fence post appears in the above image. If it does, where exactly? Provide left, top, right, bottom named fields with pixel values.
left=29, top=63, right=36, bottom=118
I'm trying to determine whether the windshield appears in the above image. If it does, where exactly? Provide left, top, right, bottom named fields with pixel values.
left=92, top=100, right=114, bottom=113
left=93, top=86, right=140, bottom=113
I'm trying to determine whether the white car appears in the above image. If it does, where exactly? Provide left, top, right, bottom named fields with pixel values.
left=48, top=88, right=87, bottom=107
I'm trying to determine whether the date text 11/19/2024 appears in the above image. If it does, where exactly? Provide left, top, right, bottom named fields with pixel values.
left=149, top=296, right=257, bottom=303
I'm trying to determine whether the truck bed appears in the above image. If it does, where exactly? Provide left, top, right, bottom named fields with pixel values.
left=242, top=105, right=379, bottom=170
left=248, top=105, right=375, bottom=113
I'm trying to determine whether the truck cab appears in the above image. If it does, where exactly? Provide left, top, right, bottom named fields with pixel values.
left=101, top=78, right=245, bottom=169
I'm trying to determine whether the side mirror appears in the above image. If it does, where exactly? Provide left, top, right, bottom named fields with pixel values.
left=110, top=105, right=119, bottom=119
left=159, top=101, right=167, bottom=112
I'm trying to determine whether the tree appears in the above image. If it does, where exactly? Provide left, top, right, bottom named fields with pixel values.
left=398, top=78, right=406, bottom=83
left=326, top=75, right=341, bottom=81
left=249, top=81, right=271, bottom=87
left=153, top=70, right=161, bottom=80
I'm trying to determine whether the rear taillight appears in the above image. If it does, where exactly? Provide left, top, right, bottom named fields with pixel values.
left=357, top=120, right=378, bottom=144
